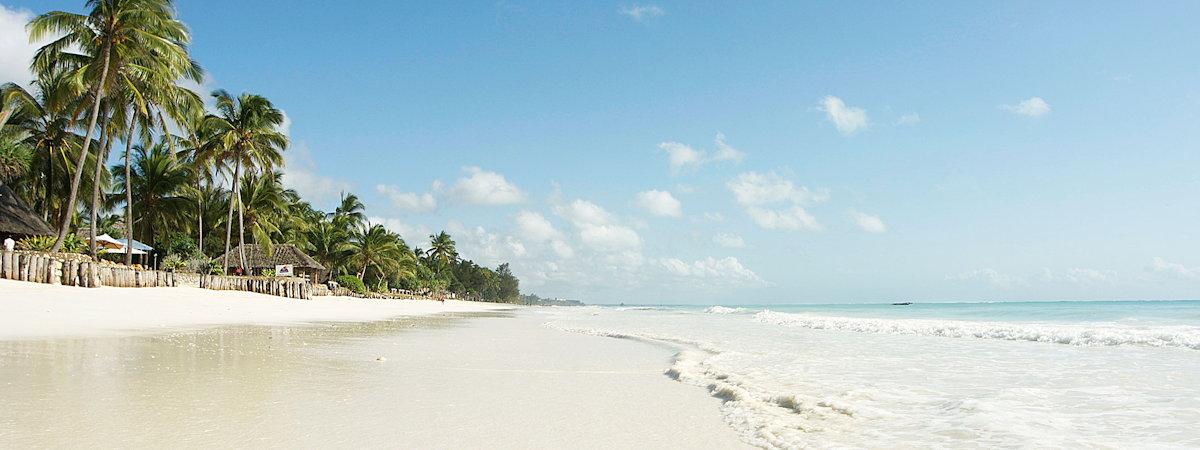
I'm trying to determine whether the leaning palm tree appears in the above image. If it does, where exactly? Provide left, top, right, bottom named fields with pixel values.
left=29, top=0, right=200, bottom=253
left=199, top=90, right=288, bottom=271
left=0, top=134, right=34, bottom=184
left=238, top=170, right=288, bottom=257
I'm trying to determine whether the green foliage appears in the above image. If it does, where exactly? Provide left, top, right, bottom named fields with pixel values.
left=261, top=268, right=276, bottom=277
left=161, top=254, right=186, bottom=272
left=16, top=236, right=55, bottom=252
left=0, top=135, right=33, bottom=183
left=60, top=233, right=84, bottom=253
left=168, top=235, right=197, bottom=256
left=336, top=275, right=366, bottom=295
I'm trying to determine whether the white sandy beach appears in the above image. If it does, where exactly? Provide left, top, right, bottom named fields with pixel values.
left=0, top=280, right=748, bottom=448
left=0, top=279, right=512, bottom=339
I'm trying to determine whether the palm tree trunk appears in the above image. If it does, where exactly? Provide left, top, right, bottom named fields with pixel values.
left=197, top=178, right=204, bottom=256
left=90, top=114, right=111, bottom=261
left=223, top=159, right=241, bottom=274
left=123, top=115, right=136, bottom=266
left=44, top=148, right=52, bottom=221
left=237, top=184, right=247, bottom=270
left=52, top=44, right=111, bottom=254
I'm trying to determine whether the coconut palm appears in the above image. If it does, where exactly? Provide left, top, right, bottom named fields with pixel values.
left=238, top=170, right=288, bottom=257
left=303, top=217, right=352, bottom=280
left=30, top=0, right=201, bottom=253
left=0, top=72, right=88, bottom=220
left=428, top=231, right=458, bottom=270
left=199, top=90, right=288, bottom=271
left=111, top=141, right=192, bottom=248
left=0, top=134, right=33, bottom=183
left=350, top=224, right=413, bottom=282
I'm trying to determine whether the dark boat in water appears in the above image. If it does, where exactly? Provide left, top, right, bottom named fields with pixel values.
left=892, top=302, right=914, bottom=306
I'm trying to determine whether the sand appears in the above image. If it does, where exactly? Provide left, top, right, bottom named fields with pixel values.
left=0, top=281, right=749, bottom=448
left=0, top=278, right=512, bottom=339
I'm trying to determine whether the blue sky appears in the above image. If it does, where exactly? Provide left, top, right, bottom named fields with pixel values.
left=3, top=1, right=1200, bottom=303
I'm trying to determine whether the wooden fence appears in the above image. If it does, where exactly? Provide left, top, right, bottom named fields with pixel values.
left=199, top=274, right=310, bottom=300
left=0, top=251, right=175, bottom=288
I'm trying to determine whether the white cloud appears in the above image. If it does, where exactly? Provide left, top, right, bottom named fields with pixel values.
left=896, top=113, right=921, bottom=126
left=849, top=211, right=887, bottom=233
left=659, top=142, right=704, bottom=174
left=1041, top=267, right=1119, bottom=285
left=703, top=212, right=726, bottom=222
left=580, top=224, right=642, bottom=251
left=370, top=216, right=433, bottom=248
left=446, top=221, right=528, bottom=267
left=820, top=95, right=869, bottom=135
left=550, top=240, right=575, bottom=259
left=376, top=184, right=437, bottom=213
left=658, top=133, right=746, bottom=174
left=659, top=256, right=763, bottom=284
left=619, top=4, right=664, bottom=21
left=712, top=132, right=746, bottom=162
left=1150, top=257, right=1200, bottom=280
left=1003, top=97, right=1051, bottom=117
left=713, top=233, right=746, bottom=248
left=515, top=211, right=562, bottom=242
left=634, top=190, right=682, bottom=218
left=555, top=199, right=642, bottom=252
left=0, top=5, right=49, bottom=90
left=447, top=166, right=524, bottom=205
left=727, top=171, right=826, bottom=231
left=746, top=206, right=820, bottom=231
left=727, top=171, right=826, bottom=206
left=280, top=143, right=353, bottom=208
left=947, top=269, right=1025, bottom=289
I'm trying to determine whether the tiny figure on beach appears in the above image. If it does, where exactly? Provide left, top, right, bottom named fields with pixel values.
left=3, top=237, right=13, bottom=252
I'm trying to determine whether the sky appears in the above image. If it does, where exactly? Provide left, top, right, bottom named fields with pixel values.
left=3, top=1, right=1199, bottom=304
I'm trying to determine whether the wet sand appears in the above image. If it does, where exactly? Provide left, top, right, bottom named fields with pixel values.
left=0, top=307, right=747, bottom=448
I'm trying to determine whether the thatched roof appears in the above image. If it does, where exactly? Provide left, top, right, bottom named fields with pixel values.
left=218, top=244, right=326, bottom=270
left=0, top=184, right=53, bottom=237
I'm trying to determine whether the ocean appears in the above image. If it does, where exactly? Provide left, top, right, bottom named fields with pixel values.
left=540, top=300, right=1200, bottom=448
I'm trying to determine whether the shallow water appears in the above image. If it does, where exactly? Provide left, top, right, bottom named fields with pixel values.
left=543, top=301, right=1200, bottom=448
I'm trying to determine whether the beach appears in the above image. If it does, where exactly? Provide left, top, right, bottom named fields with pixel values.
left=0, top=281, right=747, bottom=448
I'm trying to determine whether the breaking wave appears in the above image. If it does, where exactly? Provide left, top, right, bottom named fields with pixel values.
left=704, top=306, right=750, bottom=315
left=754, top=310, right=1200, bottom=350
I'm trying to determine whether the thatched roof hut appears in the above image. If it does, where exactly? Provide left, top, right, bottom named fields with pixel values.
left=217, top=244, right=326, bottom=280
left=0, top=184, right=53, bottom=240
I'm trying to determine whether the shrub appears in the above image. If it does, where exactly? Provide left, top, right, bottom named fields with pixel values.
left=336, top=275, right=366, bottom=295
left=16, top=236, right=54, bottom=252
left=61, top=234, right=85, bottom=253
left=260, top=269, right=276, bottom=277
left=161, top=254, right=186, bottom=272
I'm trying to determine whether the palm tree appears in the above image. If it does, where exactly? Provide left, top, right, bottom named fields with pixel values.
left=330, top=192, right=366, bottom=230
left=429, top=231, right=458, bottom=271
left=238, top=170, right=288, bottom=257
left=0, top=72, right=87, bottom=220
left=0, top=134, right=33, bottom=184
left=111, top=141, right=191, bottom=248
left=30, top=0, right=200, bottom=253
left=303, top=217, right=352, bottom=280
left=199, top=90, right=288, bottom=271
left=350, top=224, right=413, bottom=283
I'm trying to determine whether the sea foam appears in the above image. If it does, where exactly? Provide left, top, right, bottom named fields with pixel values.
left=754, top=310, right=1200, bottom=350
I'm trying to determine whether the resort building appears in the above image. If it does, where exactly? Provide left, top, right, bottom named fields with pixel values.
left=216, top=244, right=326, bottom=281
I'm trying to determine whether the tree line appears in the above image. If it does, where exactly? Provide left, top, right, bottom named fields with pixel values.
left=0, top=0, right=521, bottom=303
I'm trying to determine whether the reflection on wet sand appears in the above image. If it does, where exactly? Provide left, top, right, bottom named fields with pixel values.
left=0, top=311, right=513, bottom=448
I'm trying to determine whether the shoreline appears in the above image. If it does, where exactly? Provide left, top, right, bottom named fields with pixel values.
left=0, top=278, right=516, bottom=340
left=0, top=281, right=749, bottom=448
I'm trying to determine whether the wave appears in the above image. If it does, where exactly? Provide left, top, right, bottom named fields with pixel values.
left=543, top=322, right=859, bottom=448
left=754, top=310, right=1200, bottom=350
left=704, top=306, right=750, bottom=314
